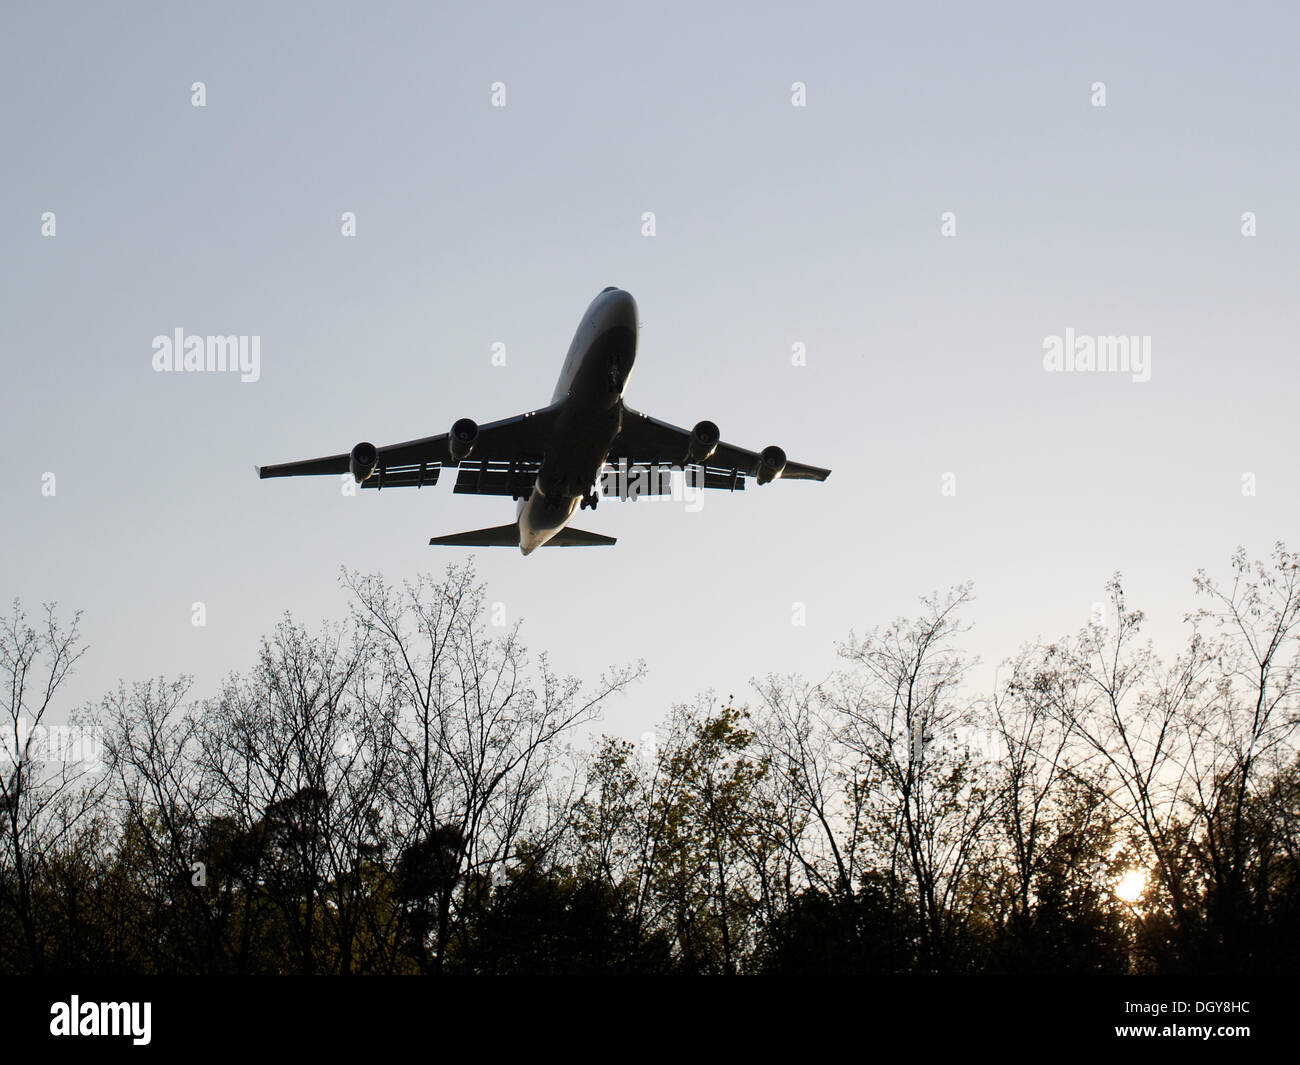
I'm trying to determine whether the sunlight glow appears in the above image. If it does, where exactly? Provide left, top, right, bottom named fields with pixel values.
left=1115, top=869, right=1147, bottom=903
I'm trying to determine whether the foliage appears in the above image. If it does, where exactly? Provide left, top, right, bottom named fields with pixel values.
left=4, top=551, right=1300, bottom=974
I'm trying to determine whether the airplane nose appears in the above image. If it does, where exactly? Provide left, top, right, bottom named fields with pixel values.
left=604, top=288, right=637, bottom=330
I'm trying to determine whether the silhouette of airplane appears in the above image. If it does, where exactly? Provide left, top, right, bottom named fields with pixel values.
left=258, top=288, right=830, bottom=553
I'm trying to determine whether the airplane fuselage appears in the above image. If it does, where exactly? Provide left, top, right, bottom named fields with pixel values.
left=516, top=287, right=638, bottom=553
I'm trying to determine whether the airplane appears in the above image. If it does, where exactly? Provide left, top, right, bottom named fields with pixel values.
left=257, top=287, right=830, bottom=554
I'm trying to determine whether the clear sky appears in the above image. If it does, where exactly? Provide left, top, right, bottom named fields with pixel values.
left=4, top=1, right=1298, bottom=744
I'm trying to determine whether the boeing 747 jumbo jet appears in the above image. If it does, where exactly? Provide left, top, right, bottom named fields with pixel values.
left=258, top=288, right=830, bottom=554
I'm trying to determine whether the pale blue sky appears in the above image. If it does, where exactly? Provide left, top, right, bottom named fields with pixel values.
left=3, top=1, right=1298, bottom=740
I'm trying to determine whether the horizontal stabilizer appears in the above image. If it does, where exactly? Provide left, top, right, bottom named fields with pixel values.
left=428, top=523, right=522, bottom=547
left=547, top=526, right=617, bottom=547
left=428, top=523, right=616, bottom=548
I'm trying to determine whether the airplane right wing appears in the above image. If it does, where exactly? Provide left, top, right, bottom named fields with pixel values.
left=257, top=407, right=556, bottom=491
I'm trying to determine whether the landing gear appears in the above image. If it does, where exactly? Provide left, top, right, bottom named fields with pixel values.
left=580, top=491, right=600, bottom=511
left=607, top=359, right=621, bottom=393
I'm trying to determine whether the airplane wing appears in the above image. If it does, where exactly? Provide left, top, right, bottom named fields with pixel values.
left=257, top=407, right=555, bottom=492
left=610, top=406, right=831, bottom=486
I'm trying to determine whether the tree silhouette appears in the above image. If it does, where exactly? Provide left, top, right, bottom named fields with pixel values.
left=3, top=549, right=1299, bottom=975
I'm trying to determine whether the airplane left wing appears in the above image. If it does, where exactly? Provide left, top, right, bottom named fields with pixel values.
left=611, top=406, right=831, bottom=485
left=257, top=407, right=556, bottom=489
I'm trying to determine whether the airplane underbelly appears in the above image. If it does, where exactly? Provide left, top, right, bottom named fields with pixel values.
left=537, top=401, right=620, bottom=498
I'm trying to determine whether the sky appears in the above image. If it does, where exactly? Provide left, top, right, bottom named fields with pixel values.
left=3, top=1, right=1298, bottom=748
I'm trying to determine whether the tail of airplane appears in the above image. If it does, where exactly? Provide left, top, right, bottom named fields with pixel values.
left=428, top=523, right=616, bottom=547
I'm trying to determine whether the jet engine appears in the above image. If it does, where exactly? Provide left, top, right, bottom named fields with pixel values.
left=683, top=420, right=720, bottom=466
left=756, top=445, right=787, bottom=485
left=449, top=418, right=478, bottom=461
left=349, top=441, right=378, bottom=483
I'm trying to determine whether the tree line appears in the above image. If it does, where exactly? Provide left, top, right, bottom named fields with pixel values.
left=3, top=547, right=1298, bottom=974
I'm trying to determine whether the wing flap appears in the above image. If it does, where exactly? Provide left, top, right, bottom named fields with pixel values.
left=259, top=407, right=555, bottom=486
left=359, top=461, right=443, bottom=489
left=613, top=406, right=830, bottom=485
left=452, top=459, right=542, bottom=497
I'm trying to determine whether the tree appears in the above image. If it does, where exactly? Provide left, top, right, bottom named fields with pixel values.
left=1184, top=544, right=1300, bottom=970
left=0, top=601, right=101, bottom=973
left=826, top=584, right=1000, bottom=971
left=572, top=698, right=771, bottom=973
left=342, top=562, right=641, bottom=972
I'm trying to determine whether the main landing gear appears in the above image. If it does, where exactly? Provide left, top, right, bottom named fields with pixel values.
left=580, top=491, right=600, bottom=511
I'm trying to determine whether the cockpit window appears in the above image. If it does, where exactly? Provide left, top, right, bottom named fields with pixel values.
left=600, top=286, right=618, bottom=293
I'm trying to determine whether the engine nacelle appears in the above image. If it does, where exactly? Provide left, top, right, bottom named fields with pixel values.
left=683, top=420, right=720, bottom=466
left=449, top=418, right=478, bottom=461
left=349, top=441, right=378, bottom=484
left=756, top=445, right=787, bottom=485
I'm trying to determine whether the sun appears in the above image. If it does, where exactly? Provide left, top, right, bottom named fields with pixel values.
left=1114, top=869, right=1147, bottom=903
